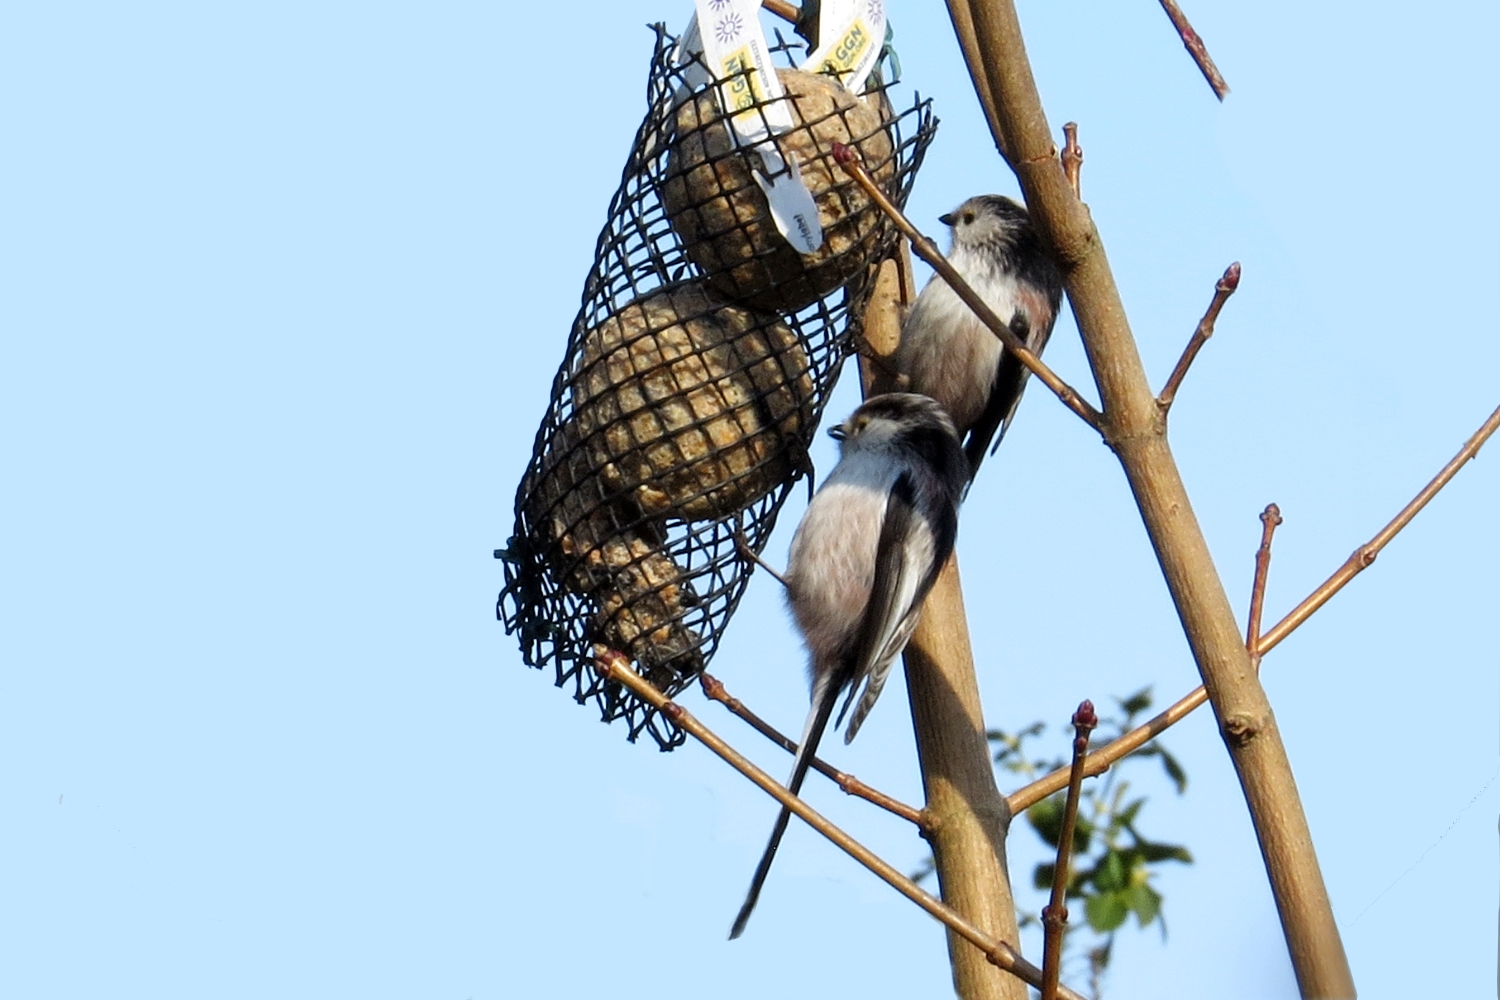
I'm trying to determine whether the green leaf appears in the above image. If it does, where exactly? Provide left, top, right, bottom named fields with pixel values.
left=1027, top=796, right=1064, bottom=848
left=1159, top=748, right=1188, bottom=794
left=1085, top=890, right=1130, bottom=932
left=1118, top=687, right=1154, bottom=717
left=1138, top=840, right=1194, bottom=865
left=1093, top=849, right=1129, bottom=892
left=1116, top=796, right=1145, bottom=829
left=1033, top=862, right=1056, bottom=891
left=1127, top=882, right=1163, bottom=928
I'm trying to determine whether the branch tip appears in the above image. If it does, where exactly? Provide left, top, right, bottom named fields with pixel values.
left=1060, top=122, right=1083, bottom=198
left=1158, top=262, right=1242, bottom=412
left=1156, top=0, right=1231, bottom=100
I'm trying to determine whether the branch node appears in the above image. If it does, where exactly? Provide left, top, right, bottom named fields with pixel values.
left=1222, top=712, right=1263, bottom=748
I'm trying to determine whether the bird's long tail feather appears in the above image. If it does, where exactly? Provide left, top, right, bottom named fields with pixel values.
left=728, top=671, right=843, bottom=939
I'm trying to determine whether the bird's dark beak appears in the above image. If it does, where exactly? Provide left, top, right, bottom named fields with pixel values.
left=828, top=424, right=846, bottom=442
left=938, top=212, right=957, bottom=227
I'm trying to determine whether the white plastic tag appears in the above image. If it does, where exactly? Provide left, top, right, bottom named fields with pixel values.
left=804, top=0, right=886, bottom=93
left=686, top=0, right=823, bottom=254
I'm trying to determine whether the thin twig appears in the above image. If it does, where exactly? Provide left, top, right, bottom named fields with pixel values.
left=1258, top=401, right=1500, bottom=654
left=1041, top=701, right=1097, bottom=1000
left=831, top=142, right=1104, bottom=431
left=595, top=651, right=1086, bottom=1000
left=733, top=526, right=790, bottom=589
left=1157, top=262, right=1240, bottom=413
left=698, top=673, right=924, bottom=825
left=1246, top=504, right=1283, bottom=664
left=1009, top=687, right=1205, bottom=813
left=1009, top=404, right=1500, bottom=813
left=1156, top=0, right=1230, bottom=100
left=1060, top=123, right=1082, bottom=199
left=762, top=0, right=801, bottom=25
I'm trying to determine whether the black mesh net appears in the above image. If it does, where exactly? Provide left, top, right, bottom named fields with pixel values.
left=498, top=22, right=936, bottom=749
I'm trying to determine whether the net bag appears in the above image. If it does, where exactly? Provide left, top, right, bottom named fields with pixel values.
left=498, top=22, right=936, bottom=748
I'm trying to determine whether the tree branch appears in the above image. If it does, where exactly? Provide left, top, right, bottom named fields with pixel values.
left=596, top=651, right=1087, bottom=1000
left=1157, top=262, right=1241, bottom=413
left=1009, top=403, right=1497, bottom=812
left=1156, top=0, right=1230, bottom=100
left=1246, top=504, right=1283, bottom=663
left=832, top=143, right=1104, bottom=431
left=1060, top=122, right=1082, bottom=199
left=952, top=3, right=1354, bottom=994
left=697, top=673, right=924, bottom=825
left=1258, top=402, right=1500, bottom=654
left=1041, top=701, right=1097, bottom=1000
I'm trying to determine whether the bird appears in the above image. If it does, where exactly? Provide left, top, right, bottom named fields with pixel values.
left=729, top=392, right=968, bottom=939
left=891, top=194, right=1063, bottom=481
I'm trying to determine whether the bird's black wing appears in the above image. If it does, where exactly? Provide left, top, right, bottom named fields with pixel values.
left=728, top=665, right=844, bottom=939
left=965, top=281, right=1060, bottom=480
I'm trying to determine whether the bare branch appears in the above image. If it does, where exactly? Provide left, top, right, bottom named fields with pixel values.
left=1156, top=0, right=1230, bottom=100
left=1041, top=702, right=1097, bottom=1000
left=596, top=651, right=1086, bottom=1000
left=762, top=0, right=801, bottom=25
left=1259, top=401, right=1500, bottom=655
left=1008, top=685, right=1206, bottom=812
left=1246, top=504, right=1283, bottom=661
left=698, top=673, right=924, bottom=826
left=733, top=526, right=790, bottom=589
left=1157, top=262, right=1240, bottom=413
left=1010, top=404, right=1498, bottom=812
left=1060, top=123, right=1082, bottom=200
left=951, top=1, right=1351, bottom=987
left=831, top=142, right=1104, bottom=431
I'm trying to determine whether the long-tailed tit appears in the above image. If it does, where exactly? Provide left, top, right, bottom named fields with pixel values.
left=892, top=195, right=1063, bottom=480
left=729, top=392, right=968, bottom=939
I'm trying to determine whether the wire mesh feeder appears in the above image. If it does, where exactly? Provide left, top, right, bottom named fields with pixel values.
left=498, top=23, right=936, bottom=749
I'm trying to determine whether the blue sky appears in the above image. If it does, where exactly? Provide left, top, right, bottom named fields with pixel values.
left=3, top=2, right=1496, bottom=998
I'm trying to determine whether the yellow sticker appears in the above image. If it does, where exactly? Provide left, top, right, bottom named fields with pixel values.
left=816, top=18, right=873, bottom=77
left=720, top=47, right=767, bottom=114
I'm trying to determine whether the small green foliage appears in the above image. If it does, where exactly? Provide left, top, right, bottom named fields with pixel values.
left=1085, top=889, right=1130, bottom=932
left=994, top=688, right=1193, bottom=995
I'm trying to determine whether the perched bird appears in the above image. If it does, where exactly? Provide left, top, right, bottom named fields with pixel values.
left=892, top=194, right=1063, bottom=480
left=729, top=392, right=968, bottom=939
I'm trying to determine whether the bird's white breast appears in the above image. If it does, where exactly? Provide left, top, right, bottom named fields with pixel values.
left=895, top=249, right=1030, bottom=432
left=784, top=448, right=939, bottom=687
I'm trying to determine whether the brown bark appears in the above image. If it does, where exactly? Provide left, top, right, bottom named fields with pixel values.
left=946, top=2, right=1355, bottom=996
left=860, top=254, right=1027, bottom=1000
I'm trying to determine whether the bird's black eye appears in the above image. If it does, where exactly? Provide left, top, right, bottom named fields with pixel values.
left=962, top=211, right=976, bottom=225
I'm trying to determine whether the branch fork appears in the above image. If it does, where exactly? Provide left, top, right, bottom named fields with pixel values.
left=596, top=651, right=1087, bottom=1000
